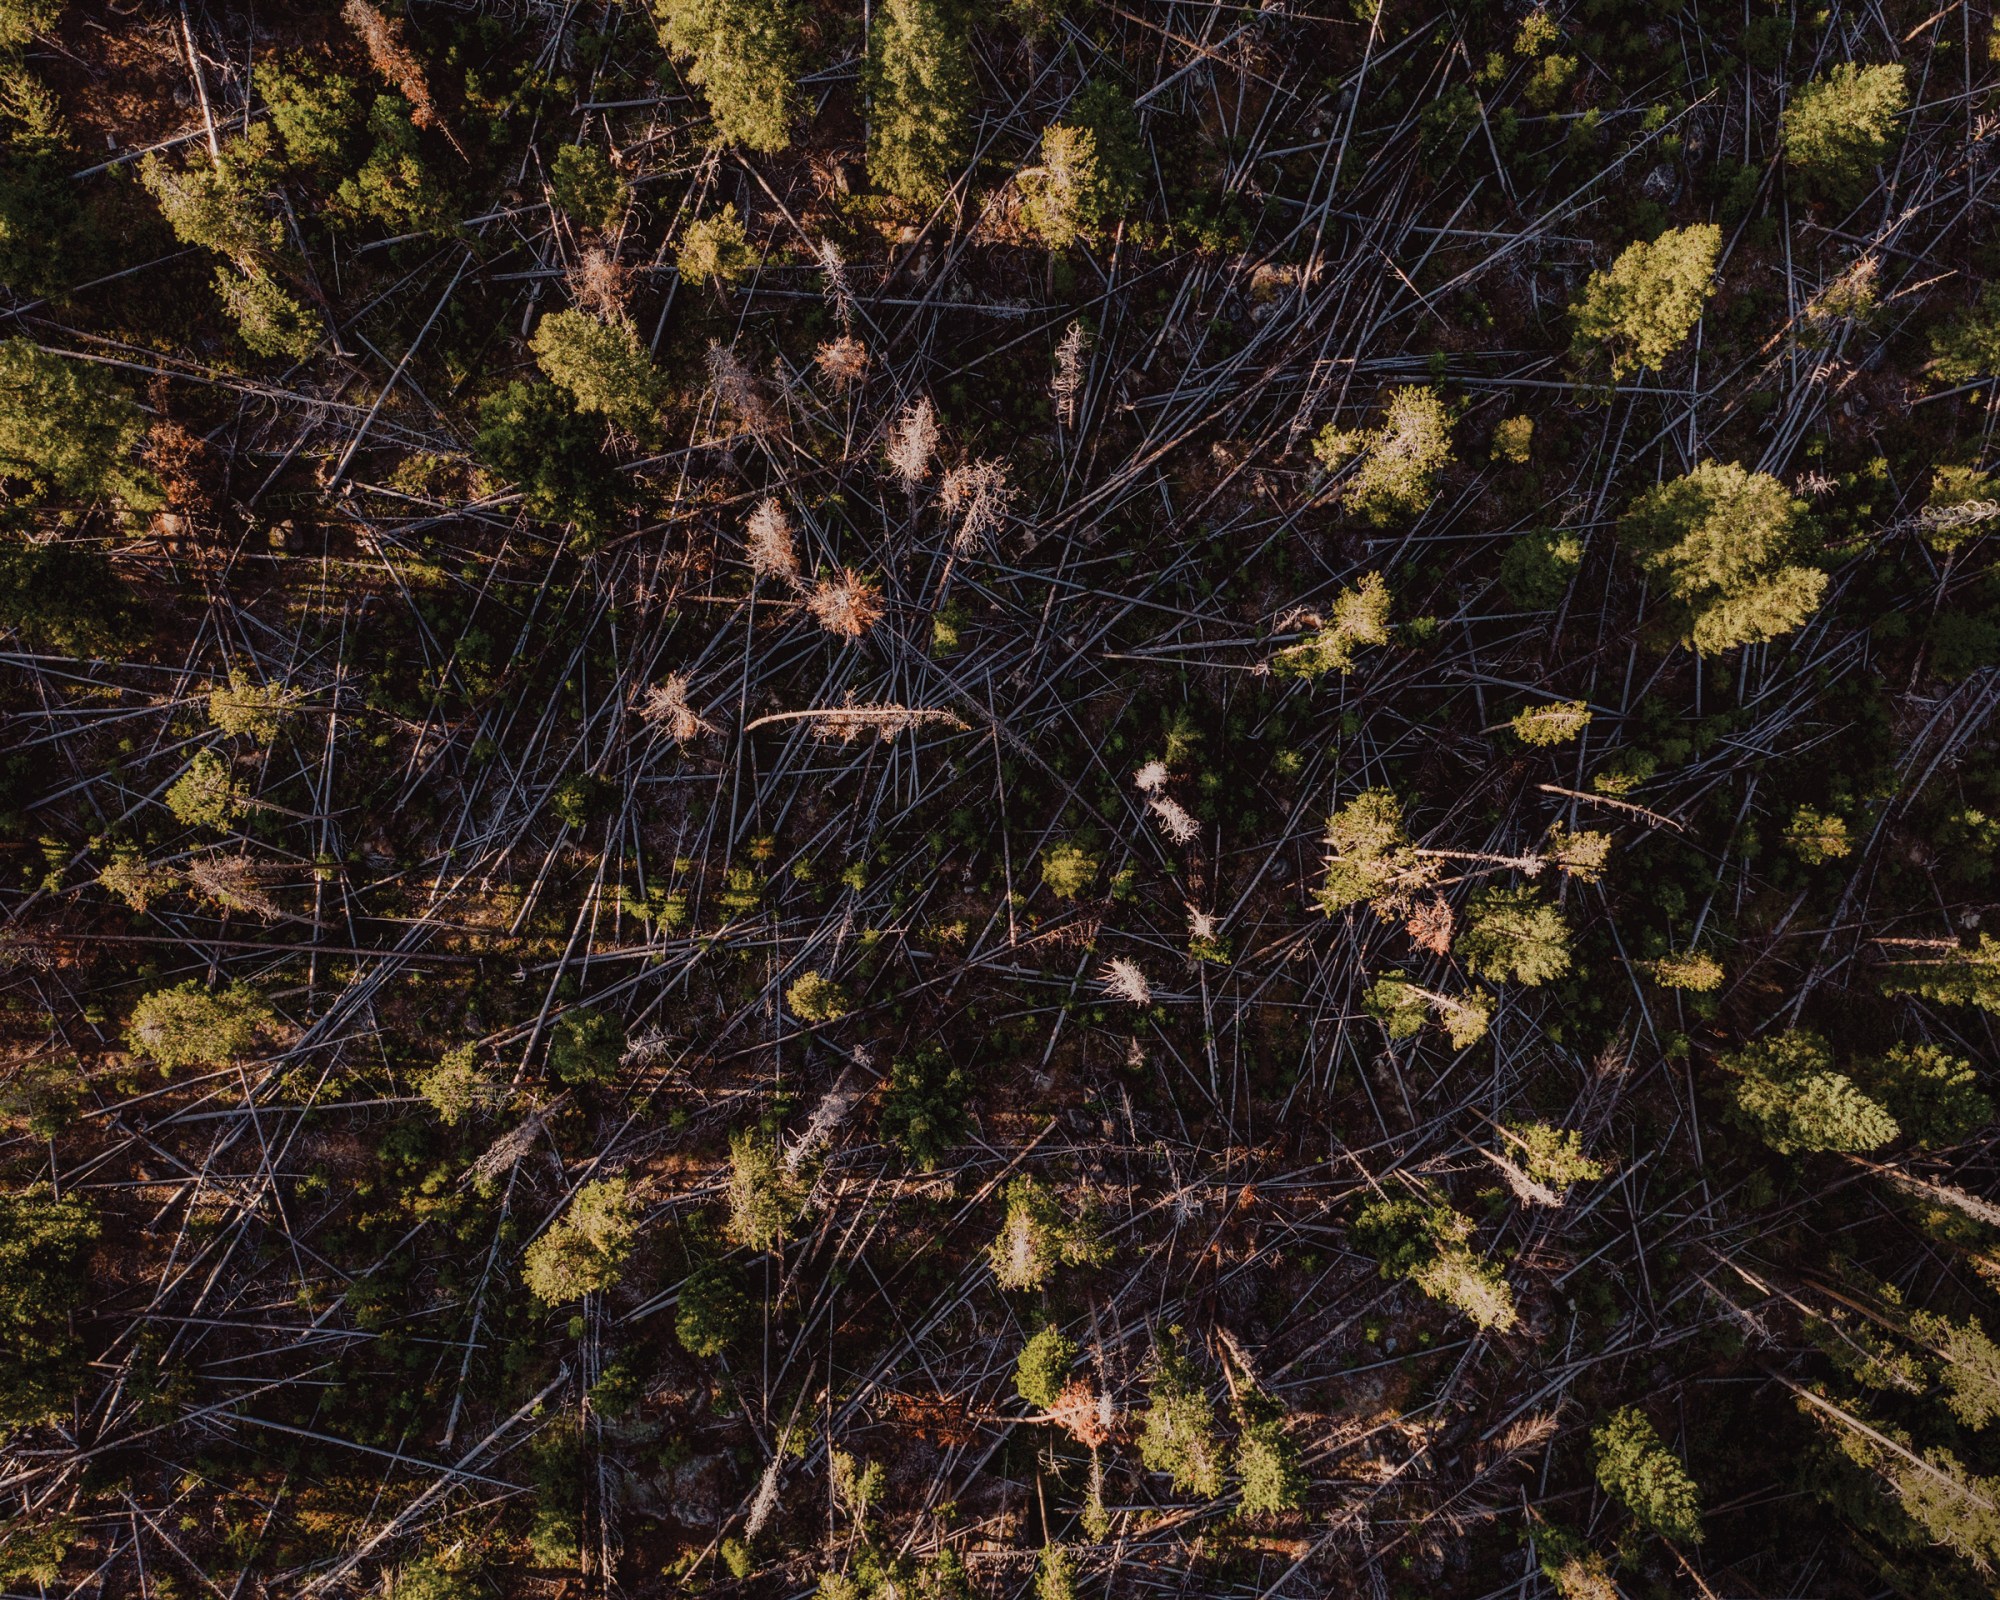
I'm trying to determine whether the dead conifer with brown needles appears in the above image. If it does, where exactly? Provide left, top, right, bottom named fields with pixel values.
left=806, top=568, right=885, bottom=638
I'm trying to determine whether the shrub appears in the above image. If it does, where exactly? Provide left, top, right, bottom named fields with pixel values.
left=530, top=309, right=662, bottom=433
left=548, top=1008, right=625, bottom=1087
left=1782, top=64, right=1906, bottom=196
left=1571, top=224, right=1720, bottom=379
left=417, top=1043, right=496, bottom=1125
left=1313, top=387, right=1453, bottom=524
left=1591, top=1407, right=1703, bottom=1542
left=522, top=1178, right=637, bottom=1302
left=726, top=1129, right=802, bottom=1250
left=1138, top=1332, right=1223, bottom=1496
left=786, top=971, right=851, bottom=1025
left=549, top=143, right=628, bottom=228
left=1457, top=886, right=1572, bottom=985
left=1619, top=461, right=1824, bottom=653
left=167, top=750, right=245, bottom=831
left=125, top=981, right=273, bottom=1071
left=0, top=542, right=141, bottom=657
left=474, top=380, right=624, bottom=537
left=879, top=1044, right=969, bottom=1169
left=1015, top=1324, right=1076, bottom=1410
left=1039, top=842, right=1098, bottom=899
left=865, top=0, right=973, bottom=207
left=654, top=0, right=803, bottom=153
left=675, top=204, right=757, bottom=287
left=675, top=1260, right=751, bottom=1357
left=1721, top=1031, right=1899, bottom=1155
left=0, top=340, right=161, bottom=509
left=0, top=1187, right=96, bottom=1431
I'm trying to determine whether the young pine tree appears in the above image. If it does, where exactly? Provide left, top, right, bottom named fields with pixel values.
left=124, top=981, right=274, bottom=1072
left=1312, top=388, right=1453, bottom=524
left=0, top=1187, right=98, bottom=1431
left=726, top=1129, right=803, bottom=1251
left=865, top=0, right=973, bottom=208
left=1014, top=1324, right=1077, bottom=1410
left=1783, top=63, right=1907, bottom=198
left=1618, top=461, right=1825, bottom=653
left=530, top=309, right=664, bottom=434
left=654, top=0, right=804, bottom=154
left=522, top=1178, right=638, bottom=1303
left=1570, top=224, right=1720, bottom=379
left=1720, top=1032, right=1899, bottom=1156
left=1355, top=1196, right=1519, bottom=1331
left=1018, top=85, right=1142, bottom=248
left=0, top=340, right=161, bottom=509
left=987, top=1176, right=1108, bottom=1290
left=1591, top=1407, right=1703, bottom=1542
left=1138, top=1331, right=1224, bottom=1496
left=1456, top=885, right=1573, bottom=986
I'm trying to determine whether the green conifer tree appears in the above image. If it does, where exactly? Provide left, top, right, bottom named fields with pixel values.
left=0, top=1186, right=97, bottom=1431
left=1884, top=933, right=2000, bottom=1014
left=1721, top=1032, right=1899, bottom=1155
left=1457, top=886, right=1573, bottom=986
left=124, top=981, right=274, bottom=1072
left=1591, top=1407, right=1703, bottom=1541
left=548, top=143, right=629, bottom=229
left=1138, top=1331, right=1224, bottom=1496
left=865, top=0, right=973, bottom=208
left=1014, top=1324, right=1077, bottom=1410
left=725, top=1129, right=802, bottom=1250
left=878, top=1044, right=970, bottom=1170
left=530, top=310, right=663, bottom=434
left=1312, top=388, right=1453, bottom=524
left=654, top=0, right=804, bottom=154
left=1571, top=224, right=1720, bottom=378
left=0, top=341, right=161, bottom=509
left=675, top=1260, right=751, bottom=1357
left=522, top=1178, right=638, bottom=1303
left=1618, top=461, right=1825, bottom=652
left=1783, top=64, right=1907, bottom=196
